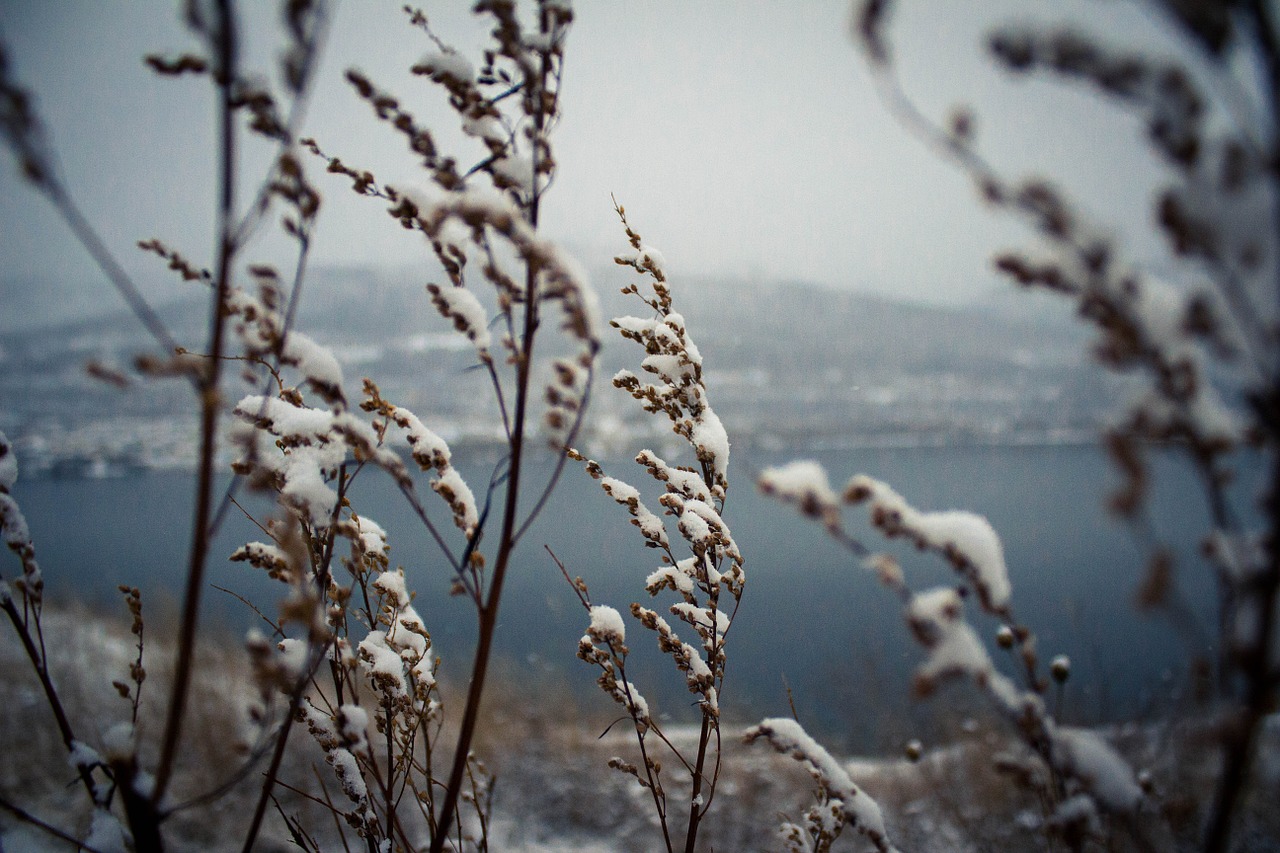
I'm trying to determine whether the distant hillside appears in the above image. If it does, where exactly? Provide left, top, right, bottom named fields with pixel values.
left=0, top=264, right=1121, bottom=474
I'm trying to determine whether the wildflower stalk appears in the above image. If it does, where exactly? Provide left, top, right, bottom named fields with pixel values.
left=152, top=0, right=239, bottom=814
left=428, top=48, right=547, bottom=853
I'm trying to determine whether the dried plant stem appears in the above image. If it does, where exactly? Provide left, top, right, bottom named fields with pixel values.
left=681, top=715, right=712, bottom=852
left=428, top=24, right=561, bottom=847
left=430, top=269, right=539, bottom=853
left=153, top=0, right=239, bottom=814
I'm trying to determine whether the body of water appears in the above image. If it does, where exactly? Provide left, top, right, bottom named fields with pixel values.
left=7, top=442, right=1242, bottom=751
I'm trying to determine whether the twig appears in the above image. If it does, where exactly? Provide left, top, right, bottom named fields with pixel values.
left=153, top=0, right=240, bottom=808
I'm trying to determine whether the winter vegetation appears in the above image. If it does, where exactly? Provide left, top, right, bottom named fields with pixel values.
left=1, top=1, right=1279, bottom=852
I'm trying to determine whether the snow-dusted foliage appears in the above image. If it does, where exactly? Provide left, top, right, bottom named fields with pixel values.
left=0, top=430, right=41, bottom=607
left=563, top=207, right=753, bottom=852
left=744, top=718, right=898, bottom=853
left=847, top=2, right=1279, bottom=849
left=2, top=2, right=595, bottom=850
left=843, top=474, right=1011, bottom=613
left=761, top=453, right=1154, bottom=840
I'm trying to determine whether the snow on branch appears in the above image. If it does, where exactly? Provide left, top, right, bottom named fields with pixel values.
left=744, top=717, right=898, bottom=853
left=758, top=460, right=842, bottom=531
left=0, top=430, right=42, bottom=605
left=844, top=474, right=1011, bottom=614
left=1049, top=726, right=1145, bottom=814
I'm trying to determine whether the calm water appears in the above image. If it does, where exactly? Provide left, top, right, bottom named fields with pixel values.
left=9, top=443, right=1242, bottom=750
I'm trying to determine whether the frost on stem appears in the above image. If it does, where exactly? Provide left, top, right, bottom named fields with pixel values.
left=758, top=460, right=842, bottom=531
left=564, top=208, right=742, bottom=848
left=761, top=456, right=1148, bottom=829
left=0, top=430, right=41, bottom=606
left=844, top=474, right=1011, bottom=614
left=577, top=605, right=652, bottom=732
left=906, top=587, right=1023, bottom=712
left=608, top=209, right=728, bottom=496
left=744, top=718, right=898, bottom=853
left=1049, top=726, right=1144, bottom=815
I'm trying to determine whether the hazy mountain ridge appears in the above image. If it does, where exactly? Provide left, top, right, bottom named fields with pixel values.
left=0, top=265, right=1119, bottom=476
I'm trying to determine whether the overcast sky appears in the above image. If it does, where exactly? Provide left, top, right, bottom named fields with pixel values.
left=0, top=1, right=1208, bottom=325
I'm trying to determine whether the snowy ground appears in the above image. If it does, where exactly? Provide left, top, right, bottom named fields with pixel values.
left=2, top=608, right=1277, bottom=851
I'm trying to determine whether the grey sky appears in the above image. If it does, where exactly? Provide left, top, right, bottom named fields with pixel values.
left=0, top=1, right=1197, bottom=323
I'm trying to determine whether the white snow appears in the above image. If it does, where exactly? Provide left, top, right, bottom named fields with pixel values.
left=234, top=395, right=334, bottom=441
left=85, top=808, right=129, bottom=853
left=670, top=602, right=730, bottom=639
left=637, top=450, right=711, bottom=502
left=744, top=718, right=898, bottom=853
left=276, top=638, right=310, bottom=680
left=493, top=154, right=536, bottom=193
left=0, top=431, right=17, bottom=490
left=908, top=587, right=998, bottom=687
left=329, top=746, right=369, bottom=806
left=418, top=49, right=475, bottom=83
left=354, top=515, right=388, bottom=558
left=338, top=704, right=370, bottom=752
left=845, top=475, right=1012, bottom=611
left=646, top=564, right=695, bottom=596
left=600, top=476, right=639, bottom=503
left=358, top=630, right=408, bottom=698
left=1050, top=726, right=1144, bottom=813
left=230, top=541, right=289, bottom=574
left=0, top=493, right=31, bottom=549
left=101, top=722, right=136, bottom=762
left=68, top=740, right=102, bottom=772
left=691, top=406, right=729, bottom=481
left=282, top=332, right=344, bottom=396
left=462, top=113, right=507, bottom=145
left=601, top=476, right=670, bottom=548
left=432, top=466, right=479, bottom=535
left=427, top=284, right=492, bottom=349
left=758, top=460, right=841, bottom=524
left=611, top=316, right=657, bottom=337
left=389, top=405, right=451, bottom=471
left=588, top=605, right=626, bottom=645
left=373, top=570, right=410, bottom=608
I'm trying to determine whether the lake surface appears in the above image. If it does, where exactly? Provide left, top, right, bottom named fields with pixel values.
left=8, top=443, right=1244, bottom=751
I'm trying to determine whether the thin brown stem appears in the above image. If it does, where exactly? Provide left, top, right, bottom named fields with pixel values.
left=153, top=0, right=238, bottom=808
left=429, top=23, right=557, bottom=849
left=429, top=286, right=535, bottom=853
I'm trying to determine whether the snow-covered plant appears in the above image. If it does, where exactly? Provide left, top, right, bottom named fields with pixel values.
left=2, top=2, right=333, bottom=848
left=854, top=2, right=1280, bottom=850
left=559, top=205, right=757, bottom=853
left=742, top=718, right=898, bottom=853
left=1, top=2, right=594, bottom=851
left=227, top=3, right=596, bottom=851
left=759, top=461, right=1158, bottom=849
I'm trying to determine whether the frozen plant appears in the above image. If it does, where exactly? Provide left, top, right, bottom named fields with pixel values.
left=560, top=205, right=744, bottom=853
left=0, top=1, right=597, bottom=851
left=742, top=717, right=898, bottom=853
left=229, top=2, right=599, bottom=851
left=561, top=207, right=899, bottom=853
left=1, top=2, right=332, bottom=848
left=856, top=1, right=1280, bottom=850
left=759, top=461, right=1162, bottom=850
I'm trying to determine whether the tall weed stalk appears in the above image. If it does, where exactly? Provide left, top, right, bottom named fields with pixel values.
left=1, top=2, right=597, bottom=850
